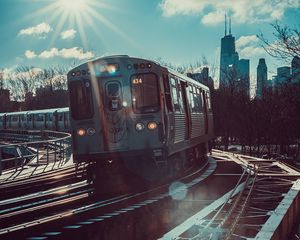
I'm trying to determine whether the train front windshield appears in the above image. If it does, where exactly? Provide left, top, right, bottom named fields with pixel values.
left=131, top=73, right=160, bottom=113
left=69, top=80, right=94, bottom=120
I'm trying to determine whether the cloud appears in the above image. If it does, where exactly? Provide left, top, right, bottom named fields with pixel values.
left=159, top=0, right=300, bottom=25
left=239, top=46, right=266, bottom=58
left=25, top=50, right=37, bottom=59
left=59, top=47, right=95, bottom=59
left=236, top=35, right=258, bottom=49
left=24, top=47, right=95, bottom=60
left=201, top=10, right=224, bottom=26
left=60, top=29, right=77, bottom=40
left=236, top=35, right=265, bottom=58
left=19, top=22, right=52, bottom=38
left=40, top=48, right=59, bottom=59
left=160, top=0, right=205, bottom=17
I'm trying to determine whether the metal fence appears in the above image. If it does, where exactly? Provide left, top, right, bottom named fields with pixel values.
left=0, top=130, right=72, bottom=175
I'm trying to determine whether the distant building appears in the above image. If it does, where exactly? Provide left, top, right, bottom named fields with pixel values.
left=187, top=67, right=214, bottom=90
left=237, top=59, right=250, bottom=96
left=256, top=58, right=268, bottom=98
left=219, top=33, right=239, bottom=88
left=274, top=66, right=291, bottom=85
left=219, top=15, right=250, bottom=96
left=291, top=56, right=300, bottom=83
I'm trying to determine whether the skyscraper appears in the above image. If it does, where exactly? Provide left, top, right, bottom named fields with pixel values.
left=256, top=58, right=268, bottom=98
left=276, top=66, right=291, bottom=85
left=237, top=59, right=250, bottom=96
left=219, top=15, right=250, bottom=96
left=219, top=15, right=239, bottom=88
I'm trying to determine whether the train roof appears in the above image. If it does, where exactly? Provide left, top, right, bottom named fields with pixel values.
left=68, top=55, right=210, bottom=91
left=167, top=68, right=210, bottom=91
left=2, top=107, right=69, bottom=116
left=68, top=55, right=156, bottom=71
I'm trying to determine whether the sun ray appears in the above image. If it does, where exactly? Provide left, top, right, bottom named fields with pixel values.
left=83, top=12, right=109, bottom=51
left=75, top=12, right=89, bottom=50
left=16, top=2, right=58, bottom=25
left=85, top=6, right=143, bottom=52
left=48, top=9, right=69, bottom=48
left=19, top=0, right=140, bottom=56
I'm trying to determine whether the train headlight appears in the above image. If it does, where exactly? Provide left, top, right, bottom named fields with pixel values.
left=135, top=123, right=145, bottom=131
left=77, top=128, right=86, bottom=136
left=147, top=122, right=157, bottom=130
left=87, top=128, right=96, bottom=135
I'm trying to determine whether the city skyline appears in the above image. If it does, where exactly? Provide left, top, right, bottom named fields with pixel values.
left=0, top=0, right=299, bottom=88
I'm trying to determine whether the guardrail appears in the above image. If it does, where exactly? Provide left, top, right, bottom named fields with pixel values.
left=0, top=130, right=72, bottom=175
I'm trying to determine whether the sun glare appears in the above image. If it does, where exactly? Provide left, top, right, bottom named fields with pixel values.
left=60, top=0, right=86, bottom=12
left=20, top=0, right=140, bottom=52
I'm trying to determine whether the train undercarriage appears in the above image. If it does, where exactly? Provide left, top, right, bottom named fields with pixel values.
left=82, top=143, right=209, bottom=195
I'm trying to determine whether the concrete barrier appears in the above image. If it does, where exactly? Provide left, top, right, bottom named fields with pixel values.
left=255, top=179, right=300, bottom=240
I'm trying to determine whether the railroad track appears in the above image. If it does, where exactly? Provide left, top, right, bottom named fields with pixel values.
left=2, top=150, right=299, bottom=239
left=160, top=150, right=300, bottom=240
left=0, top=163, right=86, bottom=199
left=0, top=158, right=216, bottom=239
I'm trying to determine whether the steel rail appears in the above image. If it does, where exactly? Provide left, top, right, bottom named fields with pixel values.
left=0, top=180, right=88, bottom=207
left=0, top=158, right=215, bottom=237
left=224, top=165, right=258, bottom=239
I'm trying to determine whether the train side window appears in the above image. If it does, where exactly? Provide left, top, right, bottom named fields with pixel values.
left=47, top=113, right=53, bottom=121
left=163, top=75, right=173, bottom=112
left=188, top=86, right=195, bottom=113
left=131, top=73, right=160, bottom=113
left=177, top=81, right=185, bottom=113
left=36, top=114, right=44, bottom=121
left=170, top=77, right=180, bottom=113
left=69, top=80, right=94, bottom=120
left=197, top=88, right=204, bottom=112
left=206, top=92, right=212, bottom=112
left=192, top=87, right=199, bottom=114
left=12, top=115, right=18, bottom=122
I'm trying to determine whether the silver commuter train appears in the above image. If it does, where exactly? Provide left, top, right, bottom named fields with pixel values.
left=0, top=107, right=70, bottom=132
left=67, top=55, right=214, bottom=183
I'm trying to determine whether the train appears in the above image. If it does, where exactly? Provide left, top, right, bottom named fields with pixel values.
left=0, top=107, right=70, bottom=132
left=67, top=55, right=214, bottom=185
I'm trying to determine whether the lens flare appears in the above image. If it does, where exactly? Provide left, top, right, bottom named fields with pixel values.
left=169, top=181, right=188, bottom=200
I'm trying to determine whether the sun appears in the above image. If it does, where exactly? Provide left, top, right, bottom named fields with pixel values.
left=59, top=0, right=87, bottom=12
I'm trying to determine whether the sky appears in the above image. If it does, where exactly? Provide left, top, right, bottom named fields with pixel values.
left=0, top=0, right=299, bottom=88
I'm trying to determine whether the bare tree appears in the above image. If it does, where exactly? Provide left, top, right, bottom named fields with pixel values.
left=258, top=20, right=300, bottom=61
left=6, top=66, right=42, bottom=101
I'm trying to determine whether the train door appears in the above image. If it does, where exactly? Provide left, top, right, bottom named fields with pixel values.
left=202, top=90, right=208, bottom=134
left=45, top=114, right=49, bottom=129
left=64, top=112, right=69, bottom=130
left=28, top=114, right=33, bottom=129
left=99, top=79, right=128, bottom=151
left=162, top=73, right=173, bottom=144
left=180, top=81, right=191, bottom=140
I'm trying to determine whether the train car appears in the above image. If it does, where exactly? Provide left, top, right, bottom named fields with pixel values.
left=0, top=113, right=6, bottom=130
left=67, top=55, right=214, bottom=184
left=5, top=111, right=25, bottom=129
left=56, top=107, right=70, bottom=131
left=1, top=108, right=70, bottom=132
